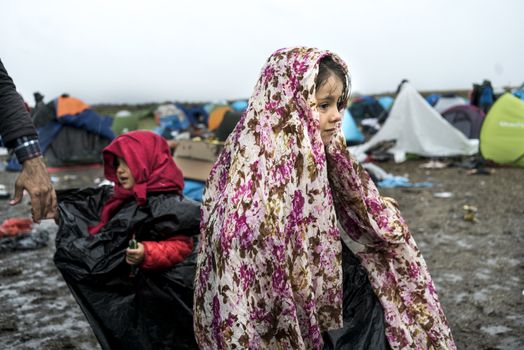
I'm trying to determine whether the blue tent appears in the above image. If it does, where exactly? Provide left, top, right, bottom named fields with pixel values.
left=342, top=110, right=365, bottom=144
left=7, top=98, right=114, bottom=171
left=513, top=90, right=524, bottom=100
left=175, top=103, right=208, bottom=125
left=378, top=96, right=394, bottom=110
left=425, top=94, right=441, bottom=106
left=231, top=100, right=248, bottom=111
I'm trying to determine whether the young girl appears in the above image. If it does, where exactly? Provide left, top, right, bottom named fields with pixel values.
left=54, top=130, right=200, bottom=350
left=194, top=47, right=456, bottom=350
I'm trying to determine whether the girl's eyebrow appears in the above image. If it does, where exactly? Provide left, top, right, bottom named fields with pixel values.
left=317, top=95, right=336, bottom=101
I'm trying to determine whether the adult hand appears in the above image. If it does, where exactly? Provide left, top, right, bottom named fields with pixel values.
left=9, top=156, right=57, bottom=223
left=126, top=242, right=145, bottom=265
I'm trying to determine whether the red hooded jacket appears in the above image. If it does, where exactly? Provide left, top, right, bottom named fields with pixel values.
left=89, top=130, right=193, bottom=269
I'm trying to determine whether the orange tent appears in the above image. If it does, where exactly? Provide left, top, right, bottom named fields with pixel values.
left=56, top=96, right=89, bottom=117
left=207, top=106, right=232, bottom=131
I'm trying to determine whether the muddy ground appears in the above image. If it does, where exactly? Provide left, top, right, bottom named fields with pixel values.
left=0, top=160, right=522, bottom=350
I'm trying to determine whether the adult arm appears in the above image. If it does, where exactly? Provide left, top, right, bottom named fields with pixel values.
left=0, top=59, right=57, bottom=222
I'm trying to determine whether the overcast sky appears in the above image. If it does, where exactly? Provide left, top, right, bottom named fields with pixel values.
left=1, top=0, right=523, bottom=105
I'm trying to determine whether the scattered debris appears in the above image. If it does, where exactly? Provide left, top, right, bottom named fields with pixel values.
left=50, top=174, right=79, bottom=183
left=0, top=218, right=33, bottom=237
left=467, top=168, right=494, bottom=175
left=0, top=267, right=23, bottom=277
left=62, top=174, right=78, bottom=181
left=0, top=184, right=9, bottom=199
left=433, top=192, right=454, bottom=198
left=420, top=160, right=448, bottom=169
left=463, top=205, right=478, bottom=222
left=0, top=219, right=55, bottom=253
left=378, top=176, right=433, bottom=188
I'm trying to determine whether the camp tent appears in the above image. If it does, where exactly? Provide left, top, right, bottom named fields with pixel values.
left=425, top=94, right=441, bottom=107
left=153, top=104, right=190, bottom=137
left=514, top=90, right=524, bottom=100
left=342, top=110, right=365, bottom=145
left=208, top=106, right=232, bottom=131
left=349, top=96, right=385, bottom=123
left=176, top=103, right=208, bottom=125
left=112, top=110, right=138, bottom=135
left=433, top=96, right=468, bottom=113
left=480, top=93, right=524, bottom=167
left=442, top=105, right=485, bottom=139
left=377, top=96, right=394, bottom=111
left=351, top=83, right=478, bottom=161
left=7, top=96, right=114, bottom=170
left=230, top=100, right=248, bottom=111
left=215, top=110, right=242, bottom=142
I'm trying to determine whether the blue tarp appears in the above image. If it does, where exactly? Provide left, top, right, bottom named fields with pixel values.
left=378, top=176, right=433, bottom=188
left=183, top=180, right=205, bottom=202
left=58, top=109, right=115, bottom=140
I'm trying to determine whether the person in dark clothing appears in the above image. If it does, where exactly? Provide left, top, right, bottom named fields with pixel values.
left=30, top=92, right=55, bottom=128
left=0, top=59, right=56, bottom=222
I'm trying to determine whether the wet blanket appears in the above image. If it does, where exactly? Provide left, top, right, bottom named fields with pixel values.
left=54, top=186, right=200, bottom=350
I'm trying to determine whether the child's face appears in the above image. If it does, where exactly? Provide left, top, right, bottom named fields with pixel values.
left=115, top=157, right=135, bottom=190
left=316, top=74, right=343, bottom=144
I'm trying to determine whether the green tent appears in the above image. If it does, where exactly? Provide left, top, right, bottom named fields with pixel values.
left=111, top=109, right=156, bottom=135
left=480, top=93, right=524, bottom=166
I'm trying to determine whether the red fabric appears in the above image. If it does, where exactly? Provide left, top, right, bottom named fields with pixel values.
left=140, top=235, right=193, bottom=270
left=89, top=131, right=184, bottom=234
left=0, top=218, right=33, bottom=237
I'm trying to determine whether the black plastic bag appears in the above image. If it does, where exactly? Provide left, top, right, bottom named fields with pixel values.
left=324, top=243, right=390, bottom=350
left=54, top=186, right=200, bottom=350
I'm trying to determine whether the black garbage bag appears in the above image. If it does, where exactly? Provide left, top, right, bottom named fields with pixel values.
left=54, top=186, right=200, bottom=350
left=324, top=242, right=390, bottom=350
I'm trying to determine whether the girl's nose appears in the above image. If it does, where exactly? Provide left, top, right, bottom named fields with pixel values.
left=331, top=110, right=342, bottom=123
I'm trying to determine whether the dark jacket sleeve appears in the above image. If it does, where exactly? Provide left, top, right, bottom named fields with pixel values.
left=0, top=59, right=37, bottom=147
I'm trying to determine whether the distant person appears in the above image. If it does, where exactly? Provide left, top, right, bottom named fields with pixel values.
left=54, top=130, right=200, bottom=349
left=0, top=59, right=56, bottom=223
left=478, top=80, right=495, bottom=113
left=193, top=47, right=456, bottom=349
left=31, top=92, right=55, bottom=128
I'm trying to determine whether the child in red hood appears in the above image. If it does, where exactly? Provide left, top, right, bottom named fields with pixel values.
left=54, top=130, right=200, bottom=349
left=88, top=130, right=193, bottom=269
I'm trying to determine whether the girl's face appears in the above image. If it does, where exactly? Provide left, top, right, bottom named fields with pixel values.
left=316, top=74, right=343, bottom=144
left=115, top=157, right=135, bottom=190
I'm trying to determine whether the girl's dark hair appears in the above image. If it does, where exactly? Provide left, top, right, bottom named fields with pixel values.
left=315, top=55, right=350, bottom=110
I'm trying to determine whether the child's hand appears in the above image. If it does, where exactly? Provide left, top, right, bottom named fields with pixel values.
left=126, top=242, right=145, bottom=265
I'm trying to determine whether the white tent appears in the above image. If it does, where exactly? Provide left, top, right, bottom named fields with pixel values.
left=433, top=96, right=468, bottom=113
left=350, top=83, right=478, bottom=162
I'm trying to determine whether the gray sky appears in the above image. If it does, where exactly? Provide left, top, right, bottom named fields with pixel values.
left=1, top=0, right=523, bottom=104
